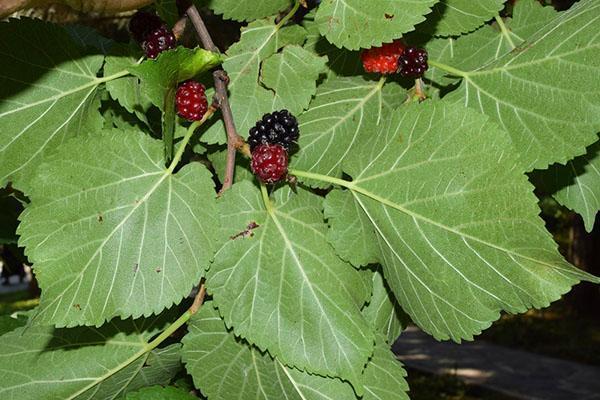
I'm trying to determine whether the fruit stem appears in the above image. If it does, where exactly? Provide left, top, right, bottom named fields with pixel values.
left=276, top=0, right=301, bottom=29
left=260, top=183, right=274, bottom=213
left=166, top=105, right=216, bottom=174
left=288, top=169, right=354, bottom=189
left=494, top=15, right=516, bottom=50
left=428, top=60, right=467, bottom=78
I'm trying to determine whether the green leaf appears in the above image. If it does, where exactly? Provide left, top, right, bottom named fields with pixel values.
left=204, top=0, right=290, bottom=22
left=303, top=12, right=364, bottom=79
left=361, top=335, right=409, bottom=400
left=532, top=140, right=600, bottom=232
left=261, top=45, right=328, bottom=115
left=155, top=0, right=180, bottom=27
left=444, top=0, right=600, bottom=170
left=0, top=18, right=105, bottom=189
left=315, top=0, right=438, bottom=50
left=64, top=24, right=114, bottom=54
left=424, top=0, right=505, bottom=36
left=202, top=20, right=306, bottom=144
left=126, top=385, right=196, bottom=400
left=105, top=48, right=153, bottom=126
left=292, top=77, right=403, bottom=187
left=0, top=314, right=181, bottom=399
left=182, top=303, right=358, bottom=400
left=427, top=1, right=558, bottom=84
left=362, top=270, right=407, bottom=344
left=322, top=100, right=598, bottom=341
left=18, top=130, right=218, bottom=327
left=208, top=182, right=374, bottom=387
left=128, top=46, right=222, bottom=111
left=0, top=314, right=27, bottom=336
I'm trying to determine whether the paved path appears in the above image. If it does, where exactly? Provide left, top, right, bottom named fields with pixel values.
left=393, top=327, right=600, bottom=400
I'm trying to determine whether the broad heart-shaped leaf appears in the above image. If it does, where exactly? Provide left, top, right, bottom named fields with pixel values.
left=423, top=0, right=505, bottom=36
left=0, top=18, right=104, bottom=189
left=202, top=19, right=306, bottom=144
left=532, top=140, right=600, bottom=232
left=125, top=385, right=196, bottom=400
left=208, top=182, right=374, bottom=388
left=292, top=76, right=404, bottom=187
left=182, top=303, right=358, bottom=400
left=444, top=0, right=600, bottom=170
left=0, top=314, right=182, bottom=399
left=261, top=45, right=328, bottom=115
left=18, top=130, right=218, bottom=327
left=315, top=0, right=438, bottom=50
left=361, top=334, right=409, bottom=400
left=426, top=1, right=558, bottom=86
left=361, top=269, right=406, bottom=344
left=204, top=0, right=290, bottom=22
left=323, top=100, right=598, bottom=341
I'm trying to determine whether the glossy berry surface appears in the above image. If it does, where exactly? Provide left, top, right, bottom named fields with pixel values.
left=176, top=80, right=208, bottom=121
left=398, top=46, right=428, bottom=78
left=361, top=40, right=406, bottom=74
left=251, top=144, right=288, bottom=184
left=142, top=25, right=176, bottom=59
left=129, top=11, right=163, bottom=43
left=248, top=110, right=299, bottom=151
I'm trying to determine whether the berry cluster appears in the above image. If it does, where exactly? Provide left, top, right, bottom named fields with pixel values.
left=361, top=41, right=428, bottom=78
left=360, top=40, right=406, bottom=74
left=248, top=110, right=299, bottom=151
left=398, top=47, right=429, bottom=78
left=176, top=80, right=208, bottom=121
left=129, top=11, right=176, bottom=59
left=249, top=110, right=299, bottom=184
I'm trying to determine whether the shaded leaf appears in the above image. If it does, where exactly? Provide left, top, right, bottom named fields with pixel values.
left=0, top=314, right=180, bottom=399
left=0, top=18, right=104, bottom=189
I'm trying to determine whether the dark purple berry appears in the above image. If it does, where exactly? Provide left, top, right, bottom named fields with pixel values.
left=398, top=46, right=428, bottom=78
left=129, top=11, right=163, bottom=43
left=142, top=25, right=176, bottom=59
left=248, top=110, right=299, bottom=151
left=176, top=80, right=208, bottom=121
left=251, top=144, right=288, bottom=184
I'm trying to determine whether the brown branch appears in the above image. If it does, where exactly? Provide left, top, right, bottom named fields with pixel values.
left=186, top=4, right=245, bottom=194
left=189, top=281, right=206, bottom=315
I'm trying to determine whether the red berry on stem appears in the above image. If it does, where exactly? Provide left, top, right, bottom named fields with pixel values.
left=176, top=80, right=208, bottom=121
left=142, top=25, right=176, bottom=59
left=398, top=46, right=428, bottom=78
left=361, top=39, right=406, bottom=74
left=251, top=144, right=289, bottom=184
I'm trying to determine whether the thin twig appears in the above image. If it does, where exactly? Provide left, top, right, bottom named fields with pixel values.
left=185, top=4, right=245, bottom=193
left=189, top=281, right=206, bottom=315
